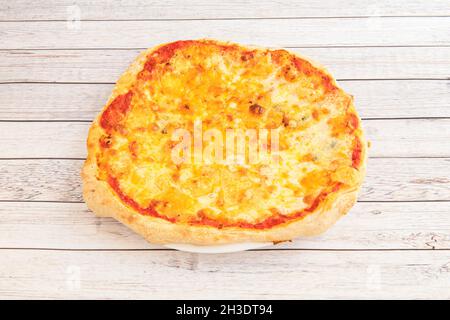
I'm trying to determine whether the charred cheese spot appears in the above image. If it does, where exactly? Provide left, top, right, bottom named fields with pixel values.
left=249, top=104, right=265, bottom=115
left=95, top=40, right=365, bottom=229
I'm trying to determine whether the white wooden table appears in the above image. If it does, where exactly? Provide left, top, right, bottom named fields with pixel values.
left=1, top=0, right=450, bottom=299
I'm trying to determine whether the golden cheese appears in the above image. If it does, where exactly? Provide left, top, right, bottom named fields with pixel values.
left=93, top=40, right=364, bottom=229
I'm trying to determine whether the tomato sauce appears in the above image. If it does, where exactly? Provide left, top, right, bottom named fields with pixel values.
left=108, top=174, right=342, bottom=229
left=100, top=91, right=133, bottom=132
left=108, top=176, right=176, bottom=223
left=352, top=138, right=362, bottom=168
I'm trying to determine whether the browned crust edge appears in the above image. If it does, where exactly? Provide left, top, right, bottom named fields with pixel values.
left=81, top=39, right=367, bottom=245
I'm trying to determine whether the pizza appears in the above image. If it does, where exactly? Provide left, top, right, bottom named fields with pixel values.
left=82, top=39, right=367, bottom=245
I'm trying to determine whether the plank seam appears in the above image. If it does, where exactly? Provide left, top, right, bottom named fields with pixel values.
left=1, top=156, right=449, bottom=160
left=0, top=199, right=449, bottom=204
left=0, top=247, right=448, bottom=252
left=2, top=117, right=450, bottom=122
left=2, top=78, right=448, bottom=86
left=1, top=15, right=449, bottom=23
left=3, top=45, right=450, bottom=50
left=3, top=46, right=450, bottom=52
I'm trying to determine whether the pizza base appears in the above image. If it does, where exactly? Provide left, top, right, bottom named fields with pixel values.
left=82, top=40, right=367, bottom=245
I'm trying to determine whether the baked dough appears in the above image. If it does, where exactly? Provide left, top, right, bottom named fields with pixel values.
left=82, top=39, right=367, bottom=245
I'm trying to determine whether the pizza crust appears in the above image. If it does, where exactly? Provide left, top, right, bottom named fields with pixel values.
left=82, top=39, right=367, bottom=245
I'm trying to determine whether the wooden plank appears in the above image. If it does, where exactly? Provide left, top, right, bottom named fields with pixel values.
left=1, top=0, right=449, bottom=20
left=1, top=119, right=450, bottom=158
left=1, top=158, right=449, bottom=203
left=1, top=249, right=449, bottom=299
left=0, top=83, right=112, bottom=120
left=0, top=159, right=83, bottom=202
left=0, top=122, right=88, bottom=159
left=2, top=47, right=450, bottom=83
left=0, top=49, right=138, bottom=83
left=343, top=80, right=450, bottom=119
left=2, top=81, right=450, bottom=121
left=1, top=201, right=449, bottom=250
left=1, top=18, right=449, bottom=49
left=366, top=119, right=450, bottom=157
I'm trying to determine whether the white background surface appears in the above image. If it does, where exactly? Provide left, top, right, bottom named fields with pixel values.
left=0, top=0, right=449, bottom=299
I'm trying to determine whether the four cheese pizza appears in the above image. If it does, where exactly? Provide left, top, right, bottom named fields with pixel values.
left=82, top=39, right=367, bottom=245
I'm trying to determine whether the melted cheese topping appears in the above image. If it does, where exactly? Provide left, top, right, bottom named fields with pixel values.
left=95, top=40, right=364, bottom=229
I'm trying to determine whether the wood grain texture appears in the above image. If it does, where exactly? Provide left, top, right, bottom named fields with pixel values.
left=343, top=80, right=450, bottom=119
left=2, top=119, right=450, bottom=158
left=2, top=81, right=450, bottom=120
left=1, top=201, right=449, bottom=250
left=2, top=0, right=450, bottom=300
left=1, top=18, right=450, bottom=50
left=1, top=0, right=449, bottom=20
left=2, top=47, right=450, bottom=84
left=1, top=158, right=449, bottom=203
left=1, top=249, right=449, bottom=299
left=0, top=83, right=112, bottom=120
